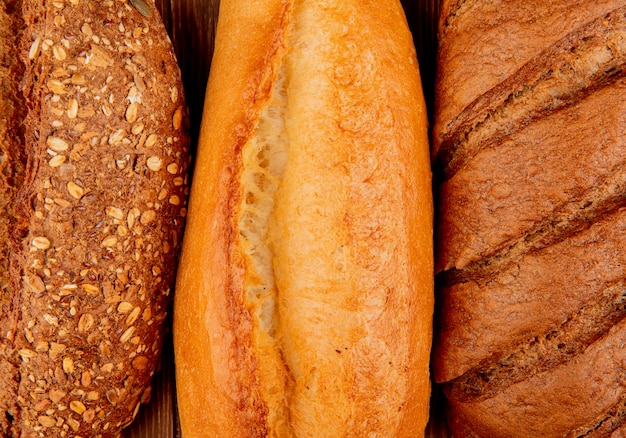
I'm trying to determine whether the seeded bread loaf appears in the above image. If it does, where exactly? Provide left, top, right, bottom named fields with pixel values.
left=172, top=0, right=434, bottom=436
left=0, top=0, right=189, bottom=436
left=432, top=1, right=626, bottom=437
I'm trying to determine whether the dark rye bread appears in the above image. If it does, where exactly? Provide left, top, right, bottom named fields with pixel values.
left=0, top=0, right=189, bottom=436
left=433, top=1, right=626, bottom=437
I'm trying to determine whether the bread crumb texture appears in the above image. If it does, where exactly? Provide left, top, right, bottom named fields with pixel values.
left=0, top=0, right=190, bottom=436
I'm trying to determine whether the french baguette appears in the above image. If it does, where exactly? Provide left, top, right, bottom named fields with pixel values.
left=0, top=0, right=189, bottom=436
left=172, top=0, right=433, bottom=436
left=433, top=1, right=626, bottom=436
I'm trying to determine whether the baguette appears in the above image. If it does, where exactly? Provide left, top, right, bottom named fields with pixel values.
left=172, top=0, right=433, bottom=436
left=0, top=0, right=189, bottom=436
left=432, top=1, right=626, bottom=436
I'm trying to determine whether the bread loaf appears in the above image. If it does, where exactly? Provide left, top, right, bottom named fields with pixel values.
left=433, top=1, right=626, bottom=436
left=0, top=0, right=189, bottom=436
left=172, top=0, right=433, bottom=436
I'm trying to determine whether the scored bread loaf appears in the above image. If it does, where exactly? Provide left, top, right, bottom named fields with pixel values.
left=432, top=1, right=626, bottom=437
left=0, top=0, right=189, bottom=436
left=172, top=0, right=434, bottom=436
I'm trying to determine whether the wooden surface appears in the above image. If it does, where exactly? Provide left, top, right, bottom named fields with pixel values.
left=123, top=0, right=446, bottom=436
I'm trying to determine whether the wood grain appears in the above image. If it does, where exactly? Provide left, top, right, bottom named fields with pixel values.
left=123, top=334, right=177, bottom=438
left=156, top=0, right=220, bottom=147
left=123, top=1, right=445, bottom=437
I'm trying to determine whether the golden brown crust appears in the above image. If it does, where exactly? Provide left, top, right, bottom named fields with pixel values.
left=0, top=0, right=190, bottom=436
left=173, top=0, right=290, bottom=436
left=447, top=318, right=626, bottom=438
left=433, top=1, right=626, bottom=436
left=174, top=0, right=433, bottom=436
left=433, top=0, right=626, bottom=163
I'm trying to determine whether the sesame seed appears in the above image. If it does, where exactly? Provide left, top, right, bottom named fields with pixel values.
left=47, top=79, right=66, bottom=95
left=173, top=107, right=183, bottom=130
left=53, top=45, right=67, bottom=61
left=35, top=341, right=49, bottom=352
left=120, top=327, right=135, bottom=343
left=106, top=206, right=124, bottom=220
left=146, top=156, right=162, bottom=171
left=49, top=155, right=67, bottom=167
left=81, top=370, right=92, bottom=387
left=29, top=36, right=41, bottom=59
left=117, top=302, right=133, bottom=313
left=82, top=284, right=100, bottom=294
left=131, top=123, right=144, bottom=135
left=166, top=162, right=179, bottom=174
left=38, top=416, right=56, bottom=428
left=81, top=22, right=93, bottom=36
left=126, top=307, right=141, bottom=325
left=101, top=236, right=118, bottom=248
left=127, top=207, right=140, bottom=229
left=145, top=133, right=157, bottom=147
left=69, top=400, right=86, bottom=415
left=67, top=98, right=78, bottom=119
left=62, top=357, right=74, bottom=374
left=49, top=390, right=66, bottom=403
left=67, top=181, right=84, bottom=199
left=32, top=237, right=51, bottom=250
left=130, top=0, right=152, bottom=17
left=46, top=136, right=69, bottom=152
left=125, top=102, right=139, bottom=123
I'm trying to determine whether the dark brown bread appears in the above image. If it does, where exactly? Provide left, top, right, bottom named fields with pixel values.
left=433, top=1, right=626, bottom=436
left=0, top=0, right=189, bottom=436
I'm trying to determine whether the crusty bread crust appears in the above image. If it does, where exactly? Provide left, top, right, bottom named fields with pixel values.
left=173, top=0, right=433, bottom=436
left=433, top=1, right=626, bottom=437
left=0, top=0, right=190, bottom=436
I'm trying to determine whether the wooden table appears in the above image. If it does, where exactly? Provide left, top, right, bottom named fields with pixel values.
left=124, top=1, right=446, bottom=436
